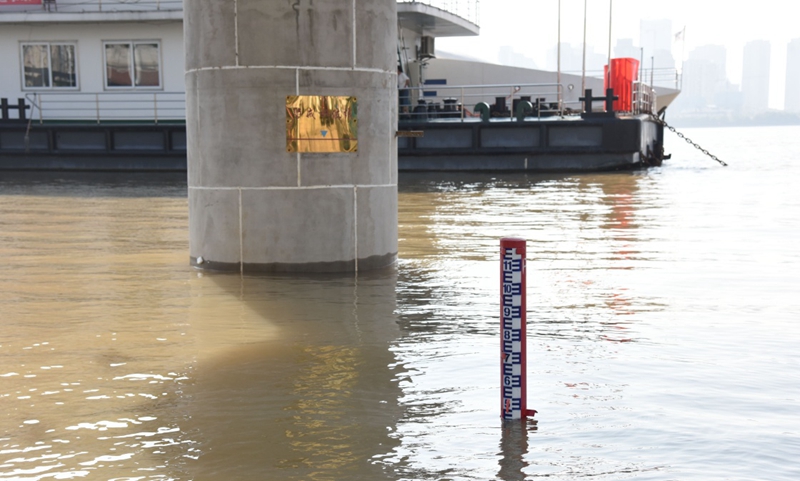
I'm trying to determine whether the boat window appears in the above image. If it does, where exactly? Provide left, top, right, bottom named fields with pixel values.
left=104, top=41, right=161, bottom=89
left=134, top=44, right=160, bottom=87
left=51, top=45, right=78, bottom=88
left=21, top=43, right=78, bottom=90
left=105, top=44, right=132, bottom=87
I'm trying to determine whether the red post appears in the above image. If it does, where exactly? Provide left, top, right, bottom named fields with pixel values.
left=501, top=237, right=534, bottom=420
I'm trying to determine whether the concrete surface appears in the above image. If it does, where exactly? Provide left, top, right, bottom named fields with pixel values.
left=185, top=0, right=398, bottom=273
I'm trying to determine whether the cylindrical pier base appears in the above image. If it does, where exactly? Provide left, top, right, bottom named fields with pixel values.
left=184, top=0, right=398, bottom=273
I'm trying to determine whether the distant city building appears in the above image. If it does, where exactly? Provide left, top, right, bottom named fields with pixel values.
left=640, top=19, right=672, bottom=54
left=498, top=46, right=538, bottom=70
left=680, top=45, right=728, bottom=110
left=614, top=38, right=641, bottom=62
left=670, top=44, right=744, bottom=115
left=640, top=19, right=676, bottom=87
left=741, top=40, right=771, bottom=114
left=785, top=39, right=800, bottom=112
left=547, top=42, right=605, bottom=75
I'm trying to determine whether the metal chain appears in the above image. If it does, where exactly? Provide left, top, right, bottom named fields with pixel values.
left=650, top=114, right=728, bottom=167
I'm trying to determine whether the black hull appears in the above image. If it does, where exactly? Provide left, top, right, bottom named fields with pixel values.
left=0, top=115, right=665, bottom=172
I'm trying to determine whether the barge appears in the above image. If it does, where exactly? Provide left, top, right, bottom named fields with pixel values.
left=0, top=0, right=676, bottom=172
left=398, top=114, right=664, bottom=172
left=0, top=106, right=665, bottom=173
left=0, top=67, right=668, bottom=173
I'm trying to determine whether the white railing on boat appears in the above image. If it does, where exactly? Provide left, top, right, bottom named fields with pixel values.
left=25, top=92, right=185, bottom=124
left=643, top=67, right=682, bottom=90
left=633, top=82, right=657, bottom=116
left=397, top=0, right=480, bottom=26
left=400, top=81, right=657, bottom=122
left=3, top=0, right=481, bottom=19
left=20, top=81, right=655, bottom=124
left=0, top=0, right=182, bottom=13
left=566, top=67, right=681, bottom=90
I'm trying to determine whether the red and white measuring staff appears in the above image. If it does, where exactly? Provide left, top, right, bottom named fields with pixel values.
left=500, top=237, right=536, bottom=420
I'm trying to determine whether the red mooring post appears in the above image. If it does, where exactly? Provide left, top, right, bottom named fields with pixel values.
left=500, top=237, right=534, bottom=420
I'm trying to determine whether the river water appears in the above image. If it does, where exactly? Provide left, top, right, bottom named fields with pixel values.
left=1, top=125, right=799, bottom=480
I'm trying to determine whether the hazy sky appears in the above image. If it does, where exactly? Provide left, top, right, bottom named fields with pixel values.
left=437, top=0, right=800, bottom=109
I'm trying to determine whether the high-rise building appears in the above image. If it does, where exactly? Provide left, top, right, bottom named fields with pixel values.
left=741, top=40, right=771, bottom=114
left=680, top=45, right=728, bottom=110
left=614, top=39, right=641, bottom=62
left=547, top=43, right=605, bottom=74
left=785, top=39, right=800, bottom=112
left=498, top=46, right=538, bottom=70
left=640, top=19, right=672, bottom=54
left=640, top=19, right=676, bottom=87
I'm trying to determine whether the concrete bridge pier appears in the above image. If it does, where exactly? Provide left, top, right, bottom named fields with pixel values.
left=184, top=0, right=398, bottom=273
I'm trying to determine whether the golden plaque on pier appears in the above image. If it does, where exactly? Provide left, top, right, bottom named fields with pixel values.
left=286, top=95, right=358, bottom=153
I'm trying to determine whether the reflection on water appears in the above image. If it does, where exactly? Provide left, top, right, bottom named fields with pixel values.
left=385, top=171, right=668, bottom=479
left=2, top=128, right=800, bottom=480
left=397, top=171, right=664, bottom=344
left=181, top=272, right=403, bottom=481
left=0, top=174, right=401, bottom=480
left=497, top=420, right=536, bottom=481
